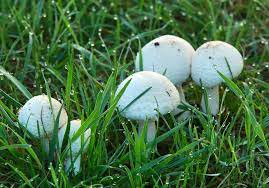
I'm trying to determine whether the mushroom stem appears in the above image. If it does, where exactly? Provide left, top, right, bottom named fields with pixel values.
left=138, top=120, right=156, bottom=142
left=201, top=86, right=219, bottom=116
left=66, top=155, right=81, bottom=175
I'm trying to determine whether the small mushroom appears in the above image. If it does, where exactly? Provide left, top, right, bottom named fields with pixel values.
left=58, top=119, right=91, bottom=175
left=191, top=41, right=244, bottom=115
left=116, top=71, right=180, bottom=142
left=135, top=35, right=195, bottom=118
left=18, top=94, right=68, bottom=152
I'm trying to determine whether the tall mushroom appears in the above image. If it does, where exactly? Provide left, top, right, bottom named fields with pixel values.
left=135, top=35, right=195, bottom=117
left=18, top=95, right=68, bottom=152
left=191, top=41, right=244, bottom=115
left=58, top=119, right=91, bottom=175
left=116, top=71, right=180, bottom=142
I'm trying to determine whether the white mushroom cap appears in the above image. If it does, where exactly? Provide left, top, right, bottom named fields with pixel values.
left=116, top=71, right=180, bottom=121
left=191, top=41, right=243, bottom=88
left=18, top=95, right=68, bottom=138
left=58, top=120, right=91, bottom=155
left=135, top=35, right=195, bottom=85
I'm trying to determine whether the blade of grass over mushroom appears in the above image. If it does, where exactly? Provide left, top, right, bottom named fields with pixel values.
left=41, top=71, right=53, bottom=108
left=133, top=122, right=147, bottom=166
left=0, top=66, right=32, bottom=99
left=217, top=71, right=244, bottom=98
left=49, top=106, right=64, bottom=161
left=120, top=86, right=152, bottom=113
left=100, top=78, right=132, bottom=125
left=224, top=57, right=234, bottom=78
left=202, top=87, right=211, bottom=115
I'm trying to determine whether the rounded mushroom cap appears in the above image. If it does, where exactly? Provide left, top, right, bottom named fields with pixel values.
left=191, top=41, right=243, bottom=88
left=135, top=35, right=195, bottom=85
left=18, top=95, right=68, bottom=138
left=58, top=119, right=91, bottom=155
left=116, top=71, right=180, bottom=121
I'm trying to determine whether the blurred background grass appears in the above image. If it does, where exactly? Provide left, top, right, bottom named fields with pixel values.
left=0, top=0, right=269, bottom=187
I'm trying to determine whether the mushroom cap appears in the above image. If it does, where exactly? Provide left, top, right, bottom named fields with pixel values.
left=58, top=119, right=91, bottom=155
left=191, top=41, right=243, bottom=88
left=116, top=71, right=180, bottom=121
left=135, top=35, right=195, bottom=85
left=18, top=95, right=68, bottom=138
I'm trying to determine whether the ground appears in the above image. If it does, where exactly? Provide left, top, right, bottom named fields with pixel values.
left=0, top=0, right=269, bottom=187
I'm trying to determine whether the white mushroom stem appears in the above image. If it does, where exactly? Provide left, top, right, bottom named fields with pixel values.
left=201, top=86, right=219, bottom=116
left=65, top=155, right=81, bottom=175
left=138, top=120, right=156, bottom=142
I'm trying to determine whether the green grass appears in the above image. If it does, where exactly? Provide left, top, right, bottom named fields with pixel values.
left=0, top=0, right=269, bottom=187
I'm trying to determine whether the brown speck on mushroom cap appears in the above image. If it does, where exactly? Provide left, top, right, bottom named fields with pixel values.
left=154, top=42, right=160, bottom=46
left=170, top=40, right=176, bottom=45
left=203, top=41, right=223, bottom=49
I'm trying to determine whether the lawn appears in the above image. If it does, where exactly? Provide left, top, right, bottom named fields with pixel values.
left=0, top=0, right=269, bottom=187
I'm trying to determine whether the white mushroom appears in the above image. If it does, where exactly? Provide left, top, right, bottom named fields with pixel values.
left=18, top=94, right=68, bottom=152
left=116, top=71, right=180, bottom=142
left=191, top=41, right=244, bottom=115
left=58, top=119, right=91, bottom=175
left=135, top=35, right=195, bottom=118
